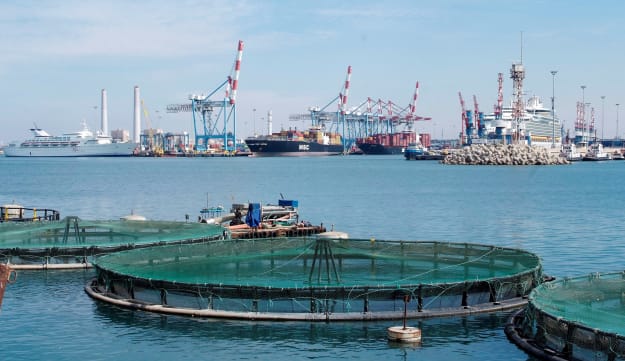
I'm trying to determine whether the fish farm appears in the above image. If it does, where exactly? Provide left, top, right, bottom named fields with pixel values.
left=86, top=236, right=543, bottom=321
left=0, top=216, right=225, bottom=269
left=506, top=271, right=625, bottom=361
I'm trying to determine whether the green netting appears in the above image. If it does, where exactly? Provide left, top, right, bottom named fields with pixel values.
left=95, top=238, right=540, bottom=288
left=90, top=238, right=542, bottom=319
left=516, top=272, right=625, bottom=361
left=529, top=272, right=625, bottom=335
left=0, top=216, right=225, bottom=259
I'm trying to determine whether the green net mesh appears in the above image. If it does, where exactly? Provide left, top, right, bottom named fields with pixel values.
left=0, top=217, right=225, bottom=265
left=518, top=272, right=625, bottom=360
left=95, top=238, right=540, bottom=288
left=91, top=238, right=542, bottom=318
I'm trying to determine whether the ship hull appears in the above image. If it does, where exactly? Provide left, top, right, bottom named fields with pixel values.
left=4, top=142, right=136, bottom=157
left=356, top=143, right=404, bottom=155
left=245, top=139, right=343, bottom=157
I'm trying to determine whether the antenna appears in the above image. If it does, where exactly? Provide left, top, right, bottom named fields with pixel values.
left=521, top=31, right=523, bottom=64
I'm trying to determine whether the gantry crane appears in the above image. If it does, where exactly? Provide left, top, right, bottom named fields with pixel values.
left=167, top=40, right=244, bottom=153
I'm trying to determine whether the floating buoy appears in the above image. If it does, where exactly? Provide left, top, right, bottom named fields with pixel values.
left=120, top=210, right=146, bottom=221
left=387, top=294, right=422, bottom=343
left=387, top=325, right=422, bottom=343
left=316, top=231, right=349, bottom=240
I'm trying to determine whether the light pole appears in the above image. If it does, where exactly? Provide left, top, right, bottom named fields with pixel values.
left=253, top=108, right=256, bottom=136
left=601, top=96, right=605, bottom=141
left=581, top=85, right=586, bottom=145
left=551, top=70, right=557, bottom=148
left=617, top=103, right=620, bottom=141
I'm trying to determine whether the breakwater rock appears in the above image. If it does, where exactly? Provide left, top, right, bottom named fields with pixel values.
left=441, top=144, right=569, bottom=165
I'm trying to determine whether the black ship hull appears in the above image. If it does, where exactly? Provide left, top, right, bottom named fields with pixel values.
left=356, top=143, right=405, bottom=155
left=245, top=139, right=343, bottom=157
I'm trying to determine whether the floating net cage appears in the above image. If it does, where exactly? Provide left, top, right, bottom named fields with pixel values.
left=86, top=237, right=543, bottom=321
left=0, top=216, right=225, bottom=269
left=508, top=271, right=625, bottom=361
left=0, top=205, right=60, bottom=223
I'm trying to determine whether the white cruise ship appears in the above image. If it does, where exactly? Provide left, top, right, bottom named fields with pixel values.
left=481, top=95, right=561, bottom=147
left=4, top=122, right=136, bottom=157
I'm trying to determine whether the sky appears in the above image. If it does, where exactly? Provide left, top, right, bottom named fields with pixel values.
left=1, top=0, right=624, bottom=144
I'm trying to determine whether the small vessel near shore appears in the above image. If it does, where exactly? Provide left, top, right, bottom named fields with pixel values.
left=561, top=143, right=582, bottom=162
left=582, top=143, right=611, bottom=161
left=245, top=127, right=343, bottom=157
left=4, top=122, right=136, bottom=157
left=404, top=142, right=445, bottom=160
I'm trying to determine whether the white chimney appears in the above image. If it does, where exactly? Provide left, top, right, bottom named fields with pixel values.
left=101, top=89, right=108, bottom=136
left=133, top=86, right=140, bottom=144
left=267, top=110, right=273, bottom=135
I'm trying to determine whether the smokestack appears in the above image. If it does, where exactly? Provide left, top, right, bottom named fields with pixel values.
left=133, top=86, right=140, bottom=143
left=267, top=110, right=273, bottom=135
left=101, top=89, right=108, bottom=136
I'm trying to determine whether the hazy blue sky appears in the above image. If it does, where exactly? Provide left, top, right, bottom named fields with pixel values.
left=1, top=0, right=624, bottom=144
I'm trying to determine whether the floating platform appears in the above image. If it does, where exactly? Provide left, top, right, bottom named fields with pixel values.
left=228, top=224, right=325, bottom=239
left=86, top=238, right=542, bottom=321
left=1, top=204, right=60, bottom=223
left=506, top=271, right=625, bottom=361
left=0, top=216, right=225, bottom=269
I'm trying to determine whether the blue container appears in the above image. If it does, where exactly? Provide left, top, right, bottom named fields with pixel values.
left=278, top=199, right=298, bottom=208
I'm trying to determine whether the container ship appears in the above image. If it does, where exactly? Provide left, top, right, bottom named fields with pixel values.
left=356, top=131, right=431, bottom=155
left=245, top=127, right=343, bottom=157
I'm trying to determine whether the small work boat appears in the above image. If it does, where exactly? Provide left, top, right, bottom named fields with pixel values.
left=560, top=143, right=582, bottom=162
left=582, top=143, right=611, bottom=161
left=199, top=198, right=325, bottom=239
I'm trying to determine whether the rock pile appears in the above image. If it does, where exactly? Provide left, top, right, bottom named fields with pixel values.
left=441, top=144, right=569, bottom=165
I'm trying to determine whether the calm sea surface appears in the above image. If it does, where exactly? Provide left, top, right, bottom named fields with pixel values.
left=1, top=155, right=624, bottom=360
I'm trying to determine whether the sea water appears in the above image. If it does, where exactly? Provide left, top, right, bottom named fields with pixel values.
left=1, top=155, right=623, bottom=360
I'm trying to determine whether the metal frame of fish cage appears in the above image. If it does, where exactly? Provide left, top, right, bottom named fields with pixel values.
left=85, top=238, right=543, bottom=321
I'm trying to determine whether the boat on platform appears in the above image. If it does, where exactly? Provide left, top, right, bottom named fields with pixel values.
left=199, top=199, right=326, bottom=239
left=582, top=143, right=611, bottom=161
left=560, top=143, right=582, bottom=162
left=245, top=127, right=343, bottom=157
left=4, top=122, right=136, bottom=157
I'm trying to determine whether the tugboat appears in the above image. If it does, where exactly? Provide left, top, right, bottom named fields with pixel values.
left=582, top=143, right=611, bottom=161
left=560, top=143, right=582, bottom=162
left=404, top=142, right=445, bottom=161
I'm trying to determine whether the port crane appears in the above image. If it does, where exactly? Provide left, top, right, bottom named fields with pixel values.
left=289, top=65, right=352, bottom=152
left=458, top=92, right=469, bottom=144
left=167, top=40, right=244, bottom=153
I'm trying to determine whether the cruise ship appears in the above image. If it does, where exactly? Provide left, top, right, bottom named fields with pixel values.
left=481, top=95, right=561, bottom=147
left=4, top=122, right=136, bottom=157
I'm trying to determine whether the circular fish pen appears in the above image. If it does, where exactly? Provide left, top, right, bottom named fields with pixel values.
left=86, top=237, right=543, bottom=321
left=506, top=271, right=625, bottom=361
left=0, top=216, right=225, bottom=269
